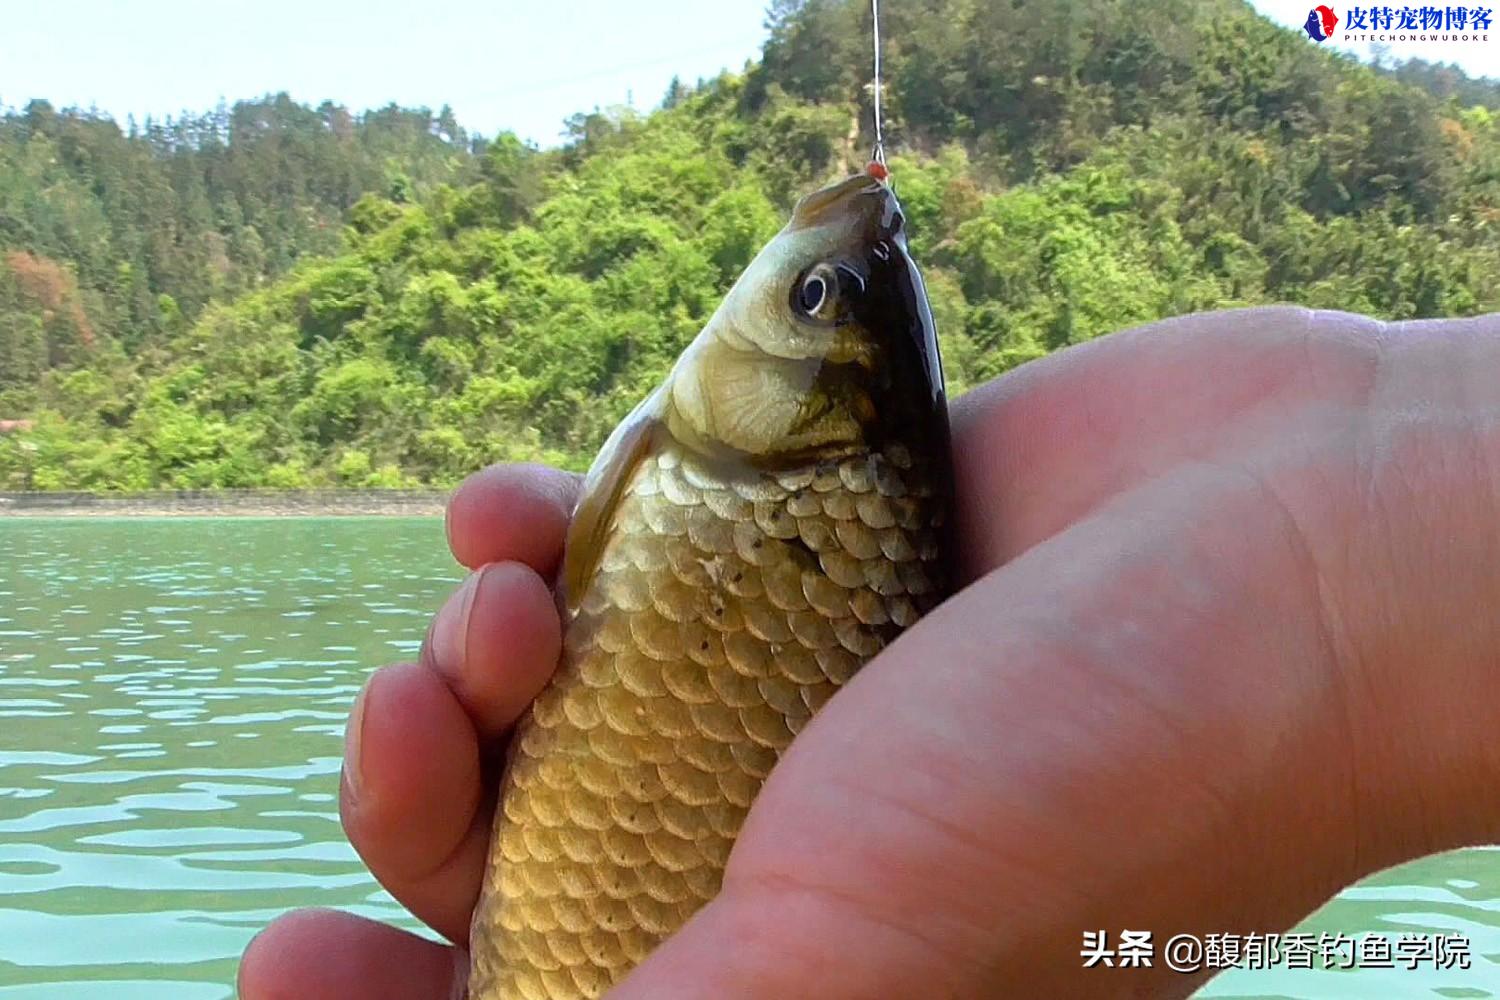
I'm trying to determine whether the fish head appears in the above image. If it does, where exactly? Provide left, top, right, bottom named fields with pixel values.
left=561, top=172, right=952, bottom=609
left=667, top=172, right=947, bottom=464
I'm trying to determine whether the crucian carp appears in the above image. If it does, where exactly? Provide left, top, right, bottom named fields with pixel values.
left=468, top=165, right=954, bottom=999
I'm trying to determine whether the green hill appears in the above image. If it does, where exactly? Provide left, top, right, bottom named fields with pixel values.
left=3, top=0, right=1498, bottom=490
left=0, top=95, right=479, bottom=369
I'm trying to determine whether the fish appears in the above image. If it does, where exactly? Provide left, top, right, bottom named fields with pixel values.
left=467, top=166, right=954, bottom=999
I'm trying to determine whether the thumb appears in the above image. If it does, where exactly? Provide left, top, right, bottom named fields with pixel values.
left=604, top=878, right=969, bottom=1000
left=603, top=453, right=1377, bottom=999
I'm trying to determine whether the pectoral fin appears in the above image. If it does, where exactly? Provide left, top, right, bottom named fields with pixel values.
left=560, top=388, right=665, bottom=614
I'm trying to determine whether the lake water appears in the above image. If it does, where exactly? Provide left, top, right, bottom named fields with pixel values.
left=0, top=518, right=1497, bottom=999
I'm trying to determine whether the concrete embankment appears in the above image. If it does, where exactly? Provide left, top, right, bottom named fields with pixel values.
left=0, top=489, right=448, bottom=517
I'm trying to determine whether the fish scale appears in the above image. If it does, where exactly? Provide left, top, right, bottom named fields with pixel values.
left=465, top=169, right=952, bottom=998
left=467, top=443, right=946, bottom=999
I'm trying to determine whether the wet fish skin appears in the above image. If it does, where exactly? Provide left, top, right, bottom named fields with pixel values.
left=468, top=171, right=953, bottom=1000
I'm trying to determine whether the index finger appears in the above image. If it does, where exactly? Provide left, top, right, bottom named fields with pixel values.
left=446, top=463, right=581, bottom=572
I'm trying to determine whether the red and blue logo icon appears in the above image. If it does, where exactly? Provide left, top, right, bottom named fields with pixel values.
left=1304, top=4, right=1340, bottom=39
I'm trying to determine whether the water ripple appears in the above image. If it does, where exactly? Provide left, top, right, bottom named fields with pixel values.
left=4, top=517, right=1500, bottom=998
left=0, top=518, right=454, bottom=996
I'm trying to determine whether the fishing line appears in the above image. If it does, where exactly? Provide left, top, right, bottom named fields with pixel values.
left=871, top=0, right=886, bottom=170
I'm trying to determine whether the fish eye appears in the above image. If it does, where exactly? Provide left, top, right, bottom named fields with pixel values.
left=799, top=275, right=827, bottom=314
left=792, top=263, right=841, bottom=322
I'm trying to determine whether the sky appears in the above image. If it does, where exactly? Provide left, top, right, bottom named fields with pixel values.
left=1, top=1, right=1497, bottom=147
left=0, top=0, right=773, bottom=146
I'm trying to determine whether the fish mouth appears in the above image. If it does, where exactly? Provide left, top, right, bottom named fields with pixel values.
left=789, top=173, right=903, bottom=239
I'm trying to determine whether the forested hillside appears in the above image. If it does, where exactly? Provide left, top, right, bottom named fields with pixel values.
left=3, top=0, right=1499, bottom=490
left=0, top=96, right=480, bottom=379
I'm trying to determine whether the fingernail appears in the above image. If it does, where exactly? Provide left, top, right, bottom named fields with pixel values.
left=431, top=570, right=483, bottom=677
left=343, top=673, right=375, bottom=803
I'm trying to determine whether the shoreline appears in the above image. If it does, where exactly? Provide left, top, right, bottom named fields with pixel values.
left=0, top=489, right=449, bottom=518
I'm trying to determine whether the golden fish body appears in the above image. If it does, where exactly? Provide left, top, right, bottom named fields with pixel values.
left=468, top=172, right=953, bottom=999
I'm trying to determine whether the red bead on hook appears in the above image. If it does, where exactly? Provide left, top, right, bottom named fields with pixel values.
left=865, top=159, right=889, bottom=182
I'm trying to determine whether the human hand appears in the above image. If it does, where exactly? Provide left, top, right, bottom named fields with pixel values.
left=238, top=306, right=1500, bottom=998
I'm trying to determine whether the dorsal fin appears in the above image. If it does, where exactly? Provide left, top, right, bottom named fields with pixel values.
left=560, top=387, right=667, bottom=615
